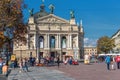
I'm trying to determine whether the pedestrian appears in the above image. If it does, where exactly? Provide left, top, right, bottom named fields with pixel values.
left=45, top=56, right=49, bottom=66
left=56, top=56, right=60, bottom=68
left=105, top=55, right=111, bottom=70
left=0, top=58, right=3, bottom=74
left=11, top=61, right=15, bottom=69
left=2, top=63, right=8, bottom=75
left=23, top=58, right=29, bottom=72
left=19, top=59, right=23, bottom=73
left=69, top=57, right=73, bottom=65
left=14, top=59, right=18, bottom=68
left=111, top=56, right=115, bottom=70
left=64, top=57, right=68, bottom=65
left=84, top=53, right=90, bottom=64
left=115, top=55, right=120, bottom=69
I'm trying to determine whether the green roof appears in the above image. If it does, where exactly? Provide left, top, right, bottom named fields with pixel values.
left=33, top=4, right=49, bottom=19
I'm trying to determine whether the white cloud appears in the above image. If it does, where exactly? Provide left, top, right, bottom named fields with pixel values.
left=84, top=38, right=97, bottom=47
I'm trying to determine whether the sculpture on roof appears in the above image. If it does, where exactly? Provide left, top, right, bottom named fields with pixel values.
left=70, top=10, right=75, bottom=18
left=42, top=0, right=44, bottom=3
left=29, top=8, right=34, bottom=16
left=49, top=4, right=55, bottom=14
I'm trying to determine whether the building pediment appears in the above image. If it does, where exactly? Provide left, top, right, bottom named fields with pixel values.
left=36, top=14, right=69, bottom=24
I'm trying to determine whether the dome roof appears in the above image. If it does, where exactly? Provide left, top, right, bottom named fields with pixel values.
left=34, top=11, right=49, bottom=18
left=33, top=4, right=49, bottom=19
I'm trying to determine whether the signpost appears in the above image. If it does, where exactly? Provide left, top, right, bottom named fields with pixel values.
left=11, top=54, right=16, bottom=61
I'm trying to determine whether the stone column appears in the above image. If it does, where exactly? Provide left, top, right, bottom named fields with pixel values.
left=36, top=34, right=39, bottom=63
left=76, top=34, right=79, bottom=48
left=26, top=34, right=29, bottom=49
left=58, top=34, right=61, bottom=48
left=47, top=34, right=50, bottom=48
left=69, top=34, right=72, bottom=49
left=67, top=35, right=70, bottom=48
left=34, top=34, right=36, bottom=49
left=44, top=34, right=47, bottom=48
left=56, top=34, right=59, bottom=49
left=60, top=51, right=62, bottom=61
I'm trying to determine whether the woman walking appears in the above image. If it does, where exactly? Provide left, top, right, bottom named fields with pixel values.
left=23, top=58, right=29, bottom=72
left=105, top=55, right=111, bottom=70
left=19, top=58, right=23, bottom=73
left=57, top=56, right=60, bottom=68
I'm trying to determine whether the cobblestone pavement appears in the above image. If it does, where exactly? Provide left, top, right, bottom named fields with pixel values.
left=0, top=75, right=7, bottom=80
left=47, top=62, right=120, bottom=80
left=7, top=62, right=120, bottom=80
left=8, top=66, right=75, bottom=80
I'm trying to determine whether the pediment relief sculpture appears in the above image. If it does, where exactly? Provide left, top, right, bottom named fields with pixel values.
left=36, top=14, right=69, bottom=24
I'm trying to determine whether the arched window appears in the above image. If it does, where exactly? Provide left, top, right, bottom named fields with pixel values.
left=50, top=36, right=55, bottom=48
left=39, top=36, right=44, bottom=48
left=62, top=36, right=66, bottom=48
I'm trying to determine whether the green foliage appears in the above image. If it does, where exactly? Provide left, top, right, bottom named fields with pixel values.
left=0, top=0, right=27, bottom=47
left=97, top=36, right=115, bottom=54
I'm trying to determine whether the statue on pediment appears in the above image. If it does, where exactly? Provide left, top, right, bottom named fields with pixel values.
left=49, top=4, right=55, bottom=14
left=29, top=8, right=34, bottom=16
left=70, top=10, right=75, bottom=18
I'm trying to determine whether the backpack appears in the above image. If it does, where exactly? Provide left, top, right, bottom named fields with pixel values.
left=116, top=57, right=120, bottom=62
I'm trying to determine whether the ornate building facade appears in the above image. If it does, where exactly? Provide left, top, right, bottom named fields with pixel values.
left=13, top=3, right=84, bottom=61
left=84, top=47, right=97, bottom=56
left=112, top=29, right=120, bottom=53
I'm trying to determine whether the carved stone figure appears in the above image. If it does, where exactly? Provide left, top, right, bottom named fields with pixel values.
left=29, top=8, right=34, bottom=16
left=70, top=10, right=75, bottom=18
left=49, top=4, right=55, bottom=14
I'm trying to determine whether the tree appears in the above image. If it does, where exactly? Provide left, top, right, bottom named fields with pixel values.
left=0, top=32, right=5, bottom=47
left=0, top=0, right=27, bottom=47
left=97, top=36, right=115, bottom=54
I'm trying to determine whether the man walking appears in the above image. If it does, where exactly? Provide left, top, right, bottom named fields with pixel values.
left=23, top=58, right=29, bottom=72
left=115, top=55, right=120, bottom=69
left=0, top=58, right=3, bottom=74
left=56, top=56, right=60, bottom=68
left=105, top=55, right=111, bottom=70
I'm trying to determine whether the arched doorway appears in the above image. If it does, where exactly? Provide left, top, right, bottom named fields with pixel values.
left=50, top=36, right=56, bottom=58
left=39, top=36, right=44, bottom=48
left=50, top=36, right=55, bottom=48
left=39, top=36, right=44, bottom=58
left=61, top=36, right=67, bottom=48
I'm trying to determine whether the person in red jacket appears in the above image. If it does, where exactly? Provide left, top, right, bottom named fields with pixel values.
left=115, top=55, right=120, bottom=69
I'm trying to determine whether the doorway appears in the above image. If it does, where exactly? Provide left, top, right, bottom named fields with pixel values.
left=50, top=52, right=55, bottom=58
left=62, top=52, right=66, bottom=61
left=39, top=52, right=43, bottom=58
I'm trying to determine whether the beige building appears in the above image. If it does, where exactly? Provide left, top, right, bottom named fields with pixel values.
left=84, top=47, right=97, bottom=56
left=111, top=29, right=120, bottom=53
left=13, top=3, right=84, bottom=61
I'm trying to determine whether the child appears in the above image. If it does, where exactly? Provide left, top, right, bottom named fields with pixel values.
left=2, top=63, right=8, bottom=75
left=111, top=56, right=115, bottom=70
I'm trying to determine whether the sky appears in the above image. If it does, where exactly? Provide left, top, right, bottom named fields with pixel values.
left=23, top=0, right=120, bottom=47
